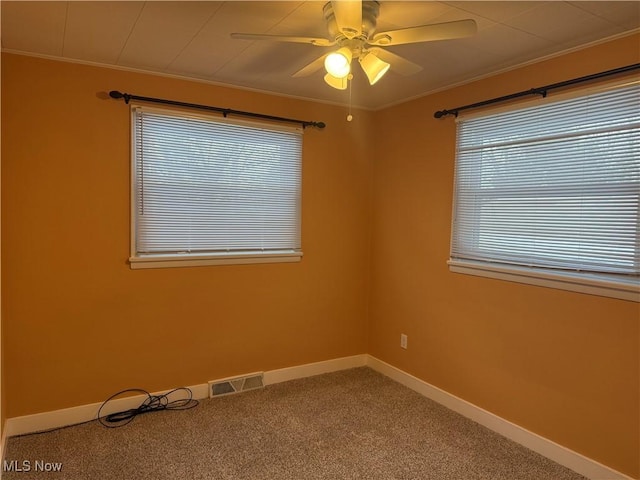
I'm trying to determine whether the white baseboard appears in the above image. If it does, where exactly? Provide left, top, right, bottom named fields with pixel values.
left=263, top=354, right=368, bottom=385
left=0, top=421, right=7, bottom=480
left=4, top=383, right=210, bottom=438
left=3, top=354, right=634, bottom=480
left=366, top=355, right=634, bottom=480
left=4, top=354, right=368, bottom=438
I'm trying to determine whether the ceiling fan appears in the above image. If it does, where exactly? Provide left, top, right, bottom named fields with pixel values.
left=231, top=1, right=477, bottom=90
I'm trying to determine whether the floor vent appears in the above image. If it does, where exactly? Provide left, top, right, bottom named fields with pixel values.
left=209, top=372, right=264, bottom=398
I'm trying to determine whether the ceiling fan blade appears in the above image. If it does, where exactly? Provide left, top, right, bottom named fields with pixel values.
left=230, top=33, right=335, bottom=47
left=369, top=19, right=477, bottom=46
left=292, top=54, right=327, bottom=78
left=331, top=0, right=362, bottom=39
left=368, top=48, right=422, bottom=76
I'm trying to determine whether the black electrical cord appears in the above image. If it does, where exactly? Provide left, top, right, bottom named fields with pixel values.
left=97, top=387, right=199, bottom=428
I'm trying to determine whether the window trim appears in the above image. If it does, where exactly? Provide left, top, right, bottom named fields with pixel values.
left=129, top=104, right=303, bottom=269
left=448, top=259, right=639, bottom=302
left=449, top=79, right=640, bottom=302
left=129, top=252, right=302, bottom=270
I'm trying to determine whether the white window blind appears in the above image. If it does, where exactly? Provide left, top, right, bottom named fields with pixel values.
left=132, top=106, right=302, bottom=263
left=451, top=82, right=640, bottom=278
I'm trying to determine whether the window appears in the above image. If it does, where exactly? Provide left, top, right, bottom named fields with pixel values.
left=130, top=106, right=303, bottom=269
left=449, top=81, right=640, bottom=301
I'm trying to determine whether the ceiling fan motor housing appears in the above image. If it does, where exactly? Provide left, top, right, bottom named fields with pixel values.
left=323, top=1, right=381, bottom=57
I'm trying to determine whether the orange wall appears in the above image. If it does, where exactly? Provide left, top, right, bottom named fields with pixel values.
left=369, top=34, right=640, bottom=478
left=1, top=53, right=372, bottom=417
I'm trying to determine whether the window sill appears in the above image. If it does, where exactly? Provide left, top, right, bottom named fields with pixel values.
left=130, top=252, right=302, bottom=269
left=448, top=259, right=639, bottom=303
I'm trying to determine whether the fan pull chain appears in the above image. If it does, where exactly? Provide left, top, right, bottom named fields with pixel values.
left=347, top=73, right=354, bottom=122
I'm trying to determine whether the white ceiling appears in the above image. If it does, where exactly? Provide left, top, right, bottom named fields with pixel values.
left=1, top=1, right=639, bottom=109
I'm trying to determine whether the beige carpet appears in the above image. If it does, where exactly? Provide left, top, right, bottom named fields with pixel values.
left=4, top=367, right=586, bottom=479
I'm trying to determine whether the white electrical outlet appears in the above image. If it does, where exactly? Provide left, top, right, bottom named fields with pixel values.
left=400, top=333, right=408, bottom=349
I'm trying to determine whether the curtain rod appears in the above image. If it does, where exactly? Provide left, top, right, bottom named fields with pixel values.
left=433, top=63, right=640, bottom=119
left=109, top=91, right=326, bottom=129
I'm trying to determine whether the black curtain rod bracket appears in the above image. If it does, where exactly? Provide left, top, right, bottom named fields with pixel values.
left=109, top=91, right=326, bottom=129
left=434, top=63, right=640, bottom=119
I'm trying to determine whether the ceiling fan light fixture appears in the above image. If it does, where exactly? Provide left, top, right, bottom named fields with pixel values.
left=360, top=51, right=391, bottom=85
left=324, top=47, right=352, bottom=78
left=324, top=72, right=348, bottom=90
